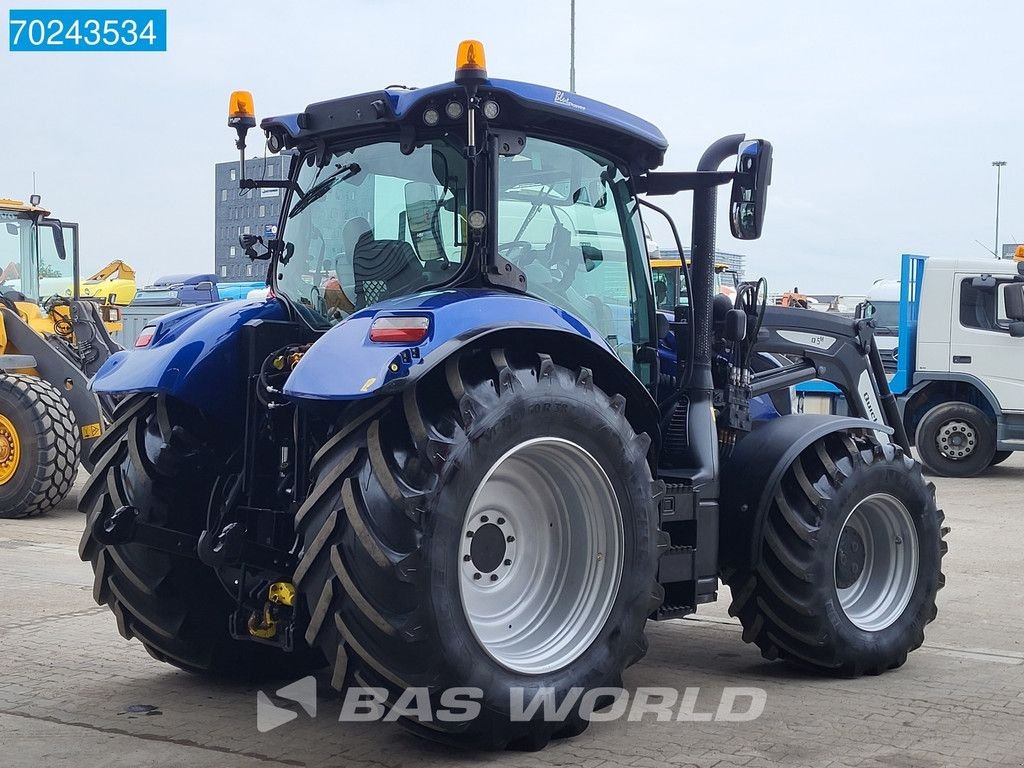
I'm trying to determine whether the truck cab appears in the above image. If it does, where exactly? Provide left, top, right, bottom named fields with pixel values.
left=129, top=273, right=219, bottom=306
left=859, top=279, right=901, bottom=372
left=801, top=253, right=1024, bottom=475
left=897, top=255, right=1024, bottom=474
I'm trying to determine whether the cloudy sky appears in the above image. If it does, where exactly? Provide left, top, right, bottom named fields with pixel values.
left=3, top=0, right=1023, bottom=292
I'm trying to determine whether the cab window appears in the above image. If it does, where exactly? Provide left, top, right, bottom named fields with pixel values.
left=497, top=138, right=652, bottom=380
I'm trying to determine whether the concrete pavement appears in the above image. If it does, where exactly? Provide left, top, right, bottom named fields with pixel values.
left=1, top=457, right=1022, bottom=767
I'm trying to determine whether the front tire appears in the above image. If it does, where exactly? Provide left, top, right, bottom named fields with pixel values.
left=294, top=348, right=662, bottom=749
left=725, top=432, right=946, bottom=676
left=0, top=374, right=78, bottom=519
left=916, top=401, right=995, bottom=477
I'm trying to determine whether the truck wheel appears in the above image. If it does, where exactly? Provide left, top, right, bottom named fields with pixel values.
left=989, top=450, right=1013, bottom=467
left=726, top=432, right=946, bottom=676
left=80, top=394, right=322, bottom=677
left=915, top=402, right=995, bottom=477
left=294, top=348, right=661, bottom=749
left=0, top=373, right=79, bottom=519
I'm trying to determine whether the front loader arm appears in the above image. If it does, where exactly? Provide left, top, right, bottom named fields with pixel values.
left=750, top=306, right=910, bottom=450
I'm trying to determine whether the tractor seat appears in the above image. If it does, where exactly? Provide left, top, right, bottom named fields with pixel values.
left=352, top=232, right=424, bottom=307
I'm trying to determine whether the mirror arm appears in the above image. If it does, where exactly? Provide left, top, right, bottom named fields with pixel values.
left=635, top=170, right=735, bottom=196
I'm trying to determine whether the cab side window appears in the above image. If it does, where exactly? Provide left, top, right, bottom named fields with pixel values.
left=960, top=278, right=1014, bottom=332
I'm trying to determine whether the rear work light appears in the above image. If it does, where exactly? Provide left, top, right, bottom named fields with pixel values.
left=135, top=325, right=157, bottom=348
left=369, top=316, right=430, bottom=344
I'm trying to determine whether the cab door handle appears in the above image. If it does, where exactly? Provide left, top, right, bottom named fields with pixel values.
left=952, top=355, right=972, bottom=364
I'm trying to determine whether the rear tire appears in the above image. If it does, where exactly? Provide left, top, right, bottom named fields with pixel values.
left=294, top=348, right=662, bottom=749
left=0, top=374, right=78, bottom=519
left=725, top=432, right=946, bottom=676
left=915, top=401, right=994, bottom=477
left=80, top=394, right=322, bottom=678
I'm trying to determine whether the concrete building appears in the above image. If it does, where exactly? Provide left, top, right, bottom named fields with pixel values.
left=213, top=157, right=286, bottom=282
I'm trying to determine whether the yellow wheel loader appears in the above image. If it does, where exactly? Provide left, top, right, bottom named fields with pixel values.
left=0, top=197, right=123, bottom=518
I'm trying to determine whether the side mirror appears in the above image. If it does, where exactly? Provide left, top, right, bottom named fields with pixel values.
left=1004, top=282, right=1024, bottom=321
left=730, top=139, right=773, bottom=240
left=38, top=219, right=67, bottom=261
left=239, top=232, right=271, bottom=260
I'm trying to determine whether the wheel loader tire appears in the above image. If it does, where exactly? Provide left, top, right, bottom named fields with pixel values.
left=294, top=347, right=662, bottom=750
left=989, top=450, right=1013, bottom=467
left=80, top=393, right=323, bottom=678
left=915, top=401, right=995, bottom=477
left=0, top=373, right=79, bottom=519
left=726, top=432, right=946, bottom=676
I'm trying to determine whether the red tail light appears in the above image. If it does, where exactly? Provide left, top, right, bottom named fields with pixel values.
left=135, top=326, right=156, bottom=348
left=368, top=315, right=430, bottom=344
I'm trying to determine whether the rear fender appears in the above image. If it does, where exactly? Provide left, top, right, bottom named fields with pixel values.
left=90, top=298, right=287, bottom=418
left=284, top=289, right=660, bottom=442
left=719, top=414, right=893, bottom=572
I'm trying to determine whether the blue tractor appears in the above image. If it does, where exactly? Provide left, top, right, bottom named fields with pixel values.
left=81, top=42, right=946, bottom=749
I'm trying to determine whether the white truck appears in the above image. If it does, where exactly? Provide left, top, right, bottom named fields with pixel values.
left=801, top=253, right=1024, bottom=476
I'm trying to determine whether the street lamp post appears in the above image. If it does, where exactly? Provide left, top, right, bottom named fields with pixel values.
left=569, top=0, right=576, bottom=92
left=993, top=160, right=1007, bottom=258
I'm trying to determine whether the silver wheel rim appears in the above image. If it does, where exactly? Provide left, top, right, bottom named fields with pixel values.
left=459, top=437, right=624, bottom=674
left=834, top=493, right=919, bottom=632
left=935, top=418, right=976, bottom=460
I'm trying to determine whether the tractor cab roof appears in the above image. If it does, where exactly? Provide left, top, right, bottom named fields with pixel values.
left=261, top=79, right=668, bottom=174
left=0, top=198, right=50, bottom=217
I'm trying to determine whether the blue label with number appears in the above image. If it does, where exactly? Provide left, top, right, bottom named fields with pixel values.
left=9, top=9, right=166, bottom=51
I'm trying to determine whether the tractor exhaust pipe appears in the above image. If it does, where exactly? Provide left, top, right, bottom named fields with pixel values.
left=674, top=134, right=745, bottom=489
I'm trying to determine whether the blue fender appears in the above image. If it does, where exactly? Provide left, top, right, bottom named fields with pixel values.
left=91, top=298, right=287, bottom=414
left=284, top=289, right=614, bottom=400
left=719, top=414, right=893, bottom=571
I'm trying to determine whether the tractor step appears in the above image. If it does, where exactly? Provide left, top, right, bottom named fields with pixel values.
left=652, top=484, right=719, bottom=620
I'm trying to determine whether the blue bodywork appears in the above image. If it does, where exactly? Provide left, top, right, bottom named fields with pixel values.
left=284, top=289, right=607, bottom=400
left=90, top=290, right=612, bottom=407
left=92, top=298, right=286, bottom=414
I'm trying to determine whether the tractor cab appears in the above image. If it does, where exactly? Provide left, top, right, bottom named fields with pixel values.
left=0, top=197, right=78, bottom=305
left=231, top=40, right=768, bottom=404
